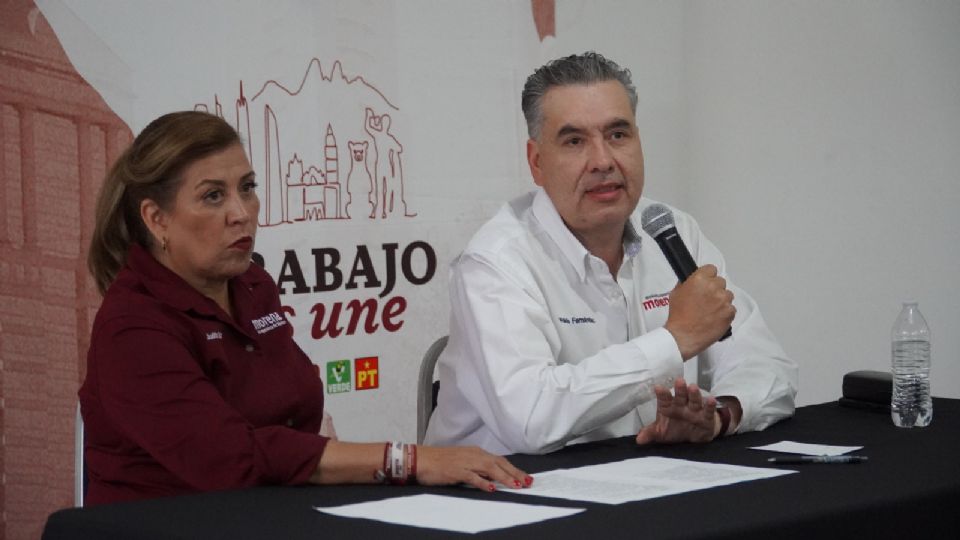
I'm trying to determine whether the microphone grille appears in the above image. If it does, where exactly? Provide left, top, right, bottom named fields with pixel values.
left=640, top=203, right=676, bottom=237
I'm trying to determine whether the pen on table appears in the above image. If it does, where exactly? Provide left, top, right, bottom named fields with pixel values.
left=767, top=455, right=868, bottom=464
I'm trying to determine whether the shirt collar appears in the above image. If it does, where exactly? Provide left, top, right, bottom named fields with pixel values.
left=123, top=244, right=263, bottom=321
left=624, top=215, right=643, bottom=259
left=531, top=188, right=644, bottom=281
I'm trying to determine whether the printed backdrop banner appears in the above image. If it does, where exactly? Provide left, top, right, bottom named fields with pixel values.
left=37, top=0, right=550, bottom=441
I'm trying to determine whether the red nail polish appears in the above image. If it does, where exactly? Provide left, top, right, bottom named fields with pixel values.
left=514, top=480, right=521, bottom=488
left=488, top=483, right=496, bottom=492
left=525, top=476, right=534, bottom=486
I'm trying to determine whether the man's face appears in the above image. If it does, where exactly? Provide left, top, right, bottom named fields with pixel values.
left=526, top=80, right=644, bottom=242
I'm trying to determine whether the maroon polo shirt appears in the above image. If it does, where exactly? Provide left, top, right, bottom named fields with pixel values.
left=79, top=244, right=328, bottom=506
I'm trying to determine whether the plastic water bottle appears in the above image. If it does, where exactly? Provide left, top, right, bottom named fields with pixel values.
left=890, top=302, right=932, bottom=428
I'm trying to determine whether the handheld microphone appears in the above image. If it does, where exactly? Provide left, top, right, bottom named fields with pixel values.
left=640, top=203, right=731, bottom=341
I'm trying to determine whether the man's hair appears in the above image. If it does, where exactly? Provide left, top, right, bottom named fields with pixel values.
left=521, top=51, right=638, bottom=140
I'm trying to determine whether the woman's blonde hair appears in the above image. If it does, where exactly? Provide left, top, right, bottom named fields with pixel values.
left=88, top=111, right=241, bottom=295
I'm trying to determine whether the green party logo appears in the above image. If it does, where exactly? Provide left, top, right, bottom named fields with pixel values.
left=326, top=360, right=352, bottom=394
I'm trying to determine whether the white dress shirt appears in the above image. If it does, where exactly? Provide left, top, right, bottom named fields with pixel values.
left=424, top=188, right=798, bottom=455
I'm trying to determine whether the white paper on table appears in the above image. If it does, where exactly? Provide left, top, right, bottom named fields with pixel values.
left=313, top=493, right=584, bottom=533
left=511, top=457, right=795, bottom=505
left=749, top=441, right=863, bottom=456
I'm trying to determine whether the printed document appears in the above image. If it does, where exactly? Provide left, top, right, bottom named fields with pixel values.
left=749, top=440, right=863, bottom=456
left=314, top=493, right=583, bottom=533
left=511, top=456, right=795, bottom=505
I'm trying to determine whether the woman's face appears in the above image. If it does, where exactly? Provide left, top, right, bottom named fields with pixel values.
left=144, top=143, right=259, bottom=293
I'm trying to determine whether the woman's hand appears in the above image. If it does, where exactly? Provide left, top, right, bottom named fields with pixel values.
left=415, top=446, right=533, bottom=492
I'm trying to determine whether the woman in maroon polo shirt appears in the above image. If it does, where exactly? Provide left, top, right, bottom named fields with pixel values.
left=80, top=111, right=531, bottom=506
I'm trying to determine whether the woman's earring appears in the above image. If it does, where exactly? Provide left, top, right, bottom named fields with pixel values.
left=161, top=237, right=168, bottom=252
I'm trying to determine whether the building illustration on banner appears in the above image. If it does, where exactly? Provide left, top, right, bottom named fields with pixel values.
left=196, top=58, right=416, bottom=225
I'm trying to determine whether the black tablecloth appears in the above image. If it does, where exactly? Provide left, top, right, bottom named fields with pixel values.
left=44, top=398, right=960, bottom=539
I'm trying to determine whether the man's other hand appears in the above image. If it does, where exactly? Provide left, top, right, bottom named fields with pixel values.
left=635, top=378, right=720, bottom=445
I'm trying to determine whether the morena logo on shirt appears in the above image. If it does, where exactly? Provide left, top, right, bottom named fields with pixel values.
left=251, top=311, right=288, bottom=335
left=642, top=294, right=670, bottom=312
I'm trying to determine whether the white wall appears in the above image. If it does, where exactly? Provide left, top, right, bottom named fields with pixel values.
left=38, top=0, right=958, bottom=430
left=682, top=1, right=960, bottom=405
left=544, top=1, right=689, bottom=207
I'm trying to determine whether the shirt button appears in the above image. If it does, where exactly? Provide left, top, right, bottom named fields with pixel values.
left=245, top=344, right=255, bottom=352
left=286, top=418, right=295, bottom=427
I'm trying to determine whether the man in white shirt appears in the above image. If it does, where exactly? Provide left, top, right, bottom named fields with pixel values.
left=424, top=52, right=798, bottom=455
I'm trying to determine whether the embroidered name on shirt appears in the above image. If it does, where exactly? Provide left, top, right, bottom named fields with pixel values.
left=251, top=312, right=288, bottom=335
left=558, top=316, right=596, bottom=324
left=642, top=295, right=670, bottom=311
left=206, top=331, right=223, bottom=341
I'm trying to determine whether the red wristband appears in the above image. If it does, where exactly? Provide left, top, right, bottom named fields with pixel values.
left=374, top=442, right=390, bottom=483
left=389, top=442, right=406, bottom=485
left=408, top=444, right=418, bottom=483
left=716, top=405, right=732, bottom=437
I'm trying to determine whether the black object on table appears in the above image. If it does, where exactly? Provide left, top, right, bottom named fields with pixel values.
left=43, top=398, right=960, bottom=540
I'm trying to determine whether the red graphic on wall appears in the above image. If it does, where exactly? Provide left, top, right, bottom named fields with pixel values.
left=1, top=1, right=134, bottom=536
left=532, top=0, right=556, bottom=41
left=354, top=356, right=380, bottom=390
left=364, top=107, right=412, bottom=219
left=196, top=59, right=416, bottom=226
